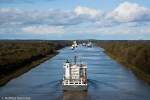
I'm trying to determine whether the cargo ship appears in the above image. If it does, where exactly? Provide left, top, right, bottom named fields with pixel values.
left=82, top=41, right=93, bottom=47
left=70, top=41, right=78, bottom=50
left=87, top=41, right=92, bottom=47
left=62, top=56, right=88, bottom=91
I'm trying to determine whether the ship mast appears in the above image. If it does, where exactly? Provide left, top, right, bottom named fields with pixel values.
left=74, top=56, right=77, bottom=64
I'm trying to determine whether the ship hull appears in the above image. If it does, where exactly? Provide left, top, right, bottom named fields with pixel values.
left=62, top=85, right=88, bottom=91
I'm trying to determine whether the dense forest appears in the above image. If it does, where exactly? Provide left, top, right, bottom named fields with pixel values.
left=0, top=40, right=70, bottom=85
left=96, top=40, right=150, bottom=83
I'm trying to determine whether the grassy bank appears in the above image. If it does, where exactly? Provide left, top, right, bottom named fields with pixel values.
left=106, top=51, right=150, bottom=84
left=96, top=40, right=150, bottom=84
left=0, top=40, right=70, bottom=86
left=0, top=53, right=57, bottom=86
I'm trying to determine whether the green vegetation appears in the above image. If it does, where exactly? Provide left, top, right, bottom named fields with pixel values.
left=0, top=40, right=70, bottom=86
left=96, top=40, right=150, bottom=83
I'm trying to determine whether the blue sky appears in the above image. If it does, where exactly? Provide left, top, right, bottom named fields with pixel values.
left=0, top=0, right=150, bottom=40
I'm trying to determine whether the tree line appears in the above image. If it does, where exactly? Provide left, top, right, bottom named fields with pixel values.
left=0, top=40, right=70, bottom=79
left=96, top=40, right=150, bottom=77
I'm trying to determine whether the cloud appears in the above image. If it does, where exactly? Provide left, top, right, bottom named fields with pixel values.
left=0, top=7, right=101, bottom=34
left=0, top=8, right=98, bottom=27
left=106, top=1, right=150, bottom=22
left=22, top=25, right=64, bottom=34
left=0, top=2, right=150, bottom=39
left=74, top=6, right=102, bottom=17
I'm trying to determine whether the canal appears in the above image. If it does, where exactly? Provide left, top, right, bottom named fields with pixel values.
left=0, top=46, right=150, bottom=100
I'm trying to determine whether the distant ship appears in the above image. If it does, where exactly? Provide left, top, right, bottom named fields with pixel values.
left=82, top=43, right=86, bottom=46
left=71, top=41, right=78, bottom=50
left=62, top=56, right=88, bottom=91
left=82, top=41, right=92, bottom=47
left=81, top=41, right=93, bottom=47
left=86, top=41, right=92, bottom=47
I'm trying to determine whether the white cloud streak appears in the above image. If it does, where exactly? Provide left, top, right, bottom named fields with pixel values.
left=74, top=6, right=102, bottom=17
left=106, top=1, right=150, bottom=22
left=22, top=25, right=64, bottom=34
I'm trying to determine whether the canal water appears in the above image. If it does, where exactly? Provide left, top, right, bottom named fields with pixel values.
left=0, top=46, right=150, bottom=100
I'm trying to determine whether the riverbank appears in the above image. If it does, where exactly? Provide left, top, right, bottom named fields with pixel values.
left=95, top=40, right=150, bottom=84
left=105, top=51, right=150, bottom=84
left=0, top=40, right=71, bottom=86
left=0, top=52, right=57, bottom=86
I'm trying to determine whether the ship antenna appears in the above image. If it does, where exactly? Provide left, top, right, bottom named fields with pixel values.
left=74, top=56, right=77, bottom=64
left=66, top=59, right=69, bottom=63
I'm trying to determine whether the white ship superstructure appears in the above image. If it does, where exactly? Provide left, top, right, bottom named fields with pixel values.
left=82, top=43, right=86, bottom=46
left=71, top=41, right=78, bottom=49
left=87, top=41, right=92, bottom=47
left=62, top=56, right=87, bottom=91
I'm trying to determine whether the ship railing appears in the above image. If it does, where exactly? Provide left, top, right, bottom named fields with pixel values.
left=63, top=79, right=87, bottom=85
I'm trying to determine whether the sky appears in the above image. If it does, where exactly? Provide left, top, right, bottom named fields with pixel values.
left=0, top=0, right=150, bottom=40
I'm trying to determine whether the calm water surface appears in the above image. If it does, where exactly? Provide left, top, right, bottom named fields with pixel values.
left=0, top=46, right=150, bottom=100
